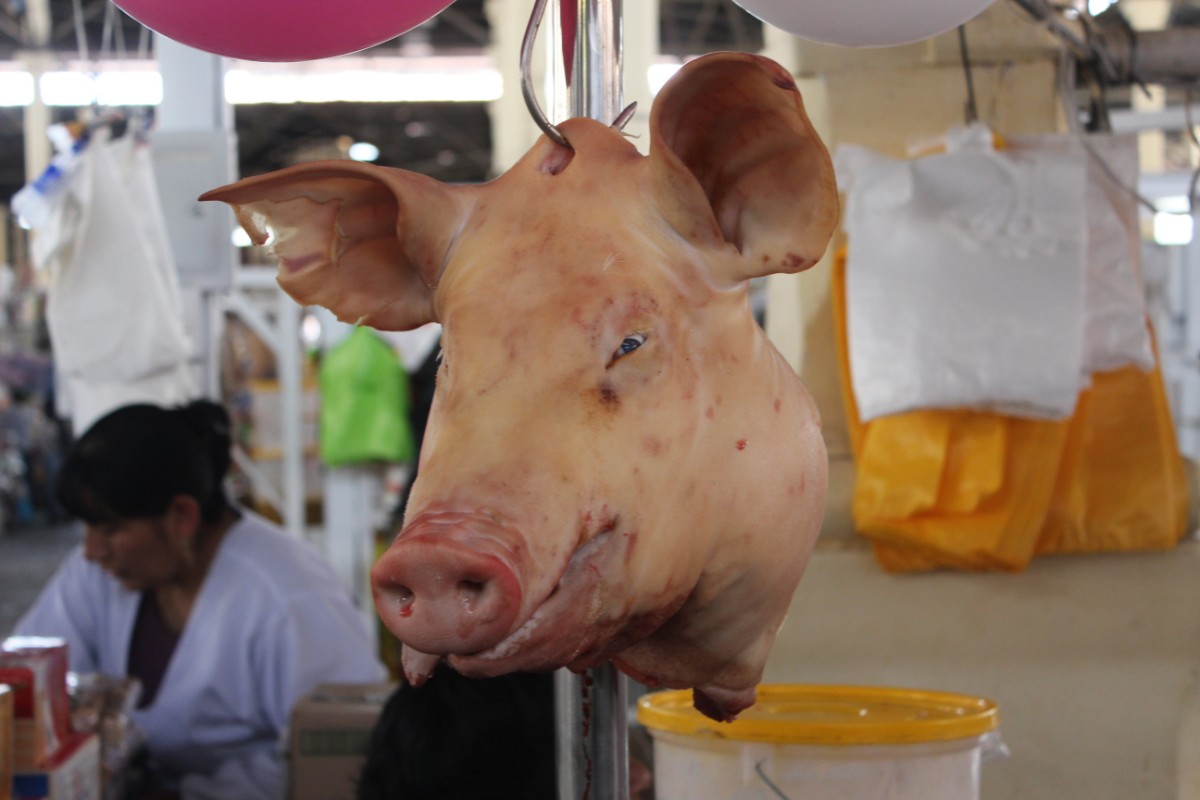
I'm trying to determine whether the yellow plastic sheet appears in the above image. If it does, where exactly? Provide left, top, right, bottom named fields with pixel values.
left=1036, top=362, right=1188, bottom=556
left=832, top=248, right=1188, bottom=572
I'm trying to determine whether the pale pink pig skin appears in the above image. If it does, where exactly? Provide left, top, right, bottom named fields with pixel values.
left=201, top=51, right=838, bottom=722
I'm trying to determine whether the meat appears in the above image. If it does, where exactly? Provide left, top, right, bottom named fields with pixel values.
left=200, top=51, right=838, bottom=721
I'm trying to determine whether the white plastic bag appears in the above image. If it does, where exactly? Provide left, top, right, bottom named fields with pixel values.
left=836, top=130, right=1090, bottom=422
left=1005, top=133, right=1154, bottom=374
left=31, top=130, right=195, bottom=433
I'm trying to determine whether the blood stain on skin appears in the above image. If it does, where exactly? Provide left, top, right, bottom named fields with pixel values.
left=598, top=381, right=620, bottom=409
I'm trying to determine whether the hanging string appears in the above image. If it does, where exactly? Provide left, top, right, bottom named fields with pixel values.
left=99, top=0, right=129, bottom=62
left=126, top=2, right=150, bottom=62
left=70, top=0, right=89, bottom=63
left=957, top=24, right=979, bottom=125
left=1185, top=85, right=1200, bottom=215
left=99, top=1, right=115, bottom=61
left=1044, top=7, right=1159, bottom=215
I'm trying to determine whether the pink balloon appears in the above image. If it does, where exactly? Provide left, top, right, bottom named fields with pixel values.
left=113, top=0, right=456, bottom=62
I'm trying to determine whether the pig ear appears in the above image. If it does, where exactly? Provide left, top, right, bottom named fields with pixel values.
left=649, top=52, right=838, bottom=282
left=200, top=161, right=469, bottom=331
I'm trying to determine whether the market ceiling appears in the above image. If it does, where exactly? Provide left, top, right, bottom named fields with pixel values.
left=0, top=0, right=764, bottom=203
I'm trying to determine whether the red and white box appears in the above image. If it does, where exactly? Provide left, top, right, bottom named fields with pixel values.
left=1, top=684, right=13, bottom=800
left=0, top=638, right=71, bottom=768
left=11, top=733, right=100, bottom=800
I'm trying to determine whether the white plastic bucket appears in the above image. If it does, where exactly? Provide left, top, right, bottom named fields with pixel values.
left=637, top=684, right=1001, bottom=800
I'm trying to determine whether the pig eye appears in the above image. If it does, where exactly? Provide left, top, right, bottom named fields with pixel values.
left=613, top=333, right=646, bottom=361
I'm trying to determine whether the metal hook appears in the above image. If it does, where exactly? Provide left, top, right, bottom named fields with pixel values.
left=521, top=0, right=572, bottom=150
left=611, top=101, right=637, bottom=131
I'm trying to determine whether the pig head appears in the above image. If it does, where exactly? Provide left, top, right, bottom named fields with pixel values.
left=202, top=52, right=837, bottom=721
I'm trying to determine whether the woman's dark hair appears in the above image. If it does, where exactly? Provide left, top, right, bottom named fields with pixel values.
left=357, top=663, right=556, bottom=800
left=56, top=400, right=233, bottom=524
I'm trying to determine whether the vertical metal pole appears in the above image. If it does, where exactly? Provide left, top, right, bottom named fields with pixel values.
left=554, top=670, right=584, bottom=800
left=549, top=2, right=630, bottom=800
left=571, top=0, right=624, bottom=123
left=591, top=661, right=630, bottom=799
left=276, top=288, right=306, bottom=540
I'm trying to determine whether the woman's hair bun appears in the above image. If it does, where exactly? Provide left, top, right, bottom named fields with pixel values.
left=176, top=400, right=233, bottom=480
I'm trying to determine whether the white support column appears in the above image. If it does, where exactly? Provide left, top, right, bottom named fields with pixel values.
left=152, top=35, right=239, bottom=399
left=487, top=0, right=544, bottom=174
left=761, top=20, right=799, bottom=75
left=229, top=268, right=309, bottom=540
left=1124, top=0, right=1171, bottom=174
left=275, top=290, right=306, bottom=540
left=323, top=464, right=383, bottom=642
left=155, top=38, right=233, bottom=133
left=20, top=0, right=52, bottom=186
left=621, top=0, right=657, bottom=149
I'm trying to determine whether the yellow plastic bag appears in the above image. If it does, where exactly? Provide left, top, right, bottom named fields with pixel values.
left=1036, top=362, right=1188, bottom=556
left=832, top=248, right=1187, bottom=572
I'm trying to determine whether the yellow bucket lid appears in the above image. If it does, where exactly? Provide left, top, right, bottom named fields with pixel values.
left=637, top=685, right=998, bottom=745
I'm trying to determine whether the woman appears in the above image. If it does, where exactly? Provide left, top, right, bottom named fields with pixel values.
left=14, top=400, right=387, bottom=799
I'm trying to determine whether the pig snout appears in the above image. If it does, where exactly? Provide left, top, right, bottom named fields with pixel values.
left=371, top=519, right=524, bottom=656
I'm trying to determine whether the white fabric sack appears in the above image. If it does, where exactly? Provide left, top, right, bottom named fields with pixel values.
left=1006, top=133, right=1154, bottom=374
left=61, top=365, right=196, bottom=436
left=32, top=131, right=194, bottom=432
left=836, top=129, right=1089, bottom=422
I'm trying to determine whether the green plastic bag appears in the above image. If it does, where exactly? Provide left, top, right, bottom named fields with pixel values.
left=319, top=327, right=417, bottom=466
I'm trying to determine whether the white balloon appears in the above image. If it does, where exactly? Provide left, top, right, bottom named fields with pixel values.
left=732, top=0, right=998, bottom=47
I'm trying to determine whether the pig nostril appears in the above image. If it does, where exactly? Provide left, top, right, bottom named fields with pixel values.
left=371, top=533, right=522, bottom=654
left=457, top=579, right=487, bottom=611
left=390, top=584, right=416, bottom=618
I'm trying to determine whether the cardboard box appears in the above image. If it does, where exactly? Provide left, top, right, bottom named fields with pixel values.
left=288, top=683, right=394, bottom=800
left=0, top=673, right=36, bottom=771
left=11, top=733, right=99, bottom=800
left=0, top=685, right=13, bottom=800
left=0, top=638, right=71, bottom=769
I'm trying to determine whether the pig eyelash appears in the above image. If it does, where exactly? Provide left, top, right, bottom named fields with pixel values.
left=612, top=333, right=646, bottom=362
